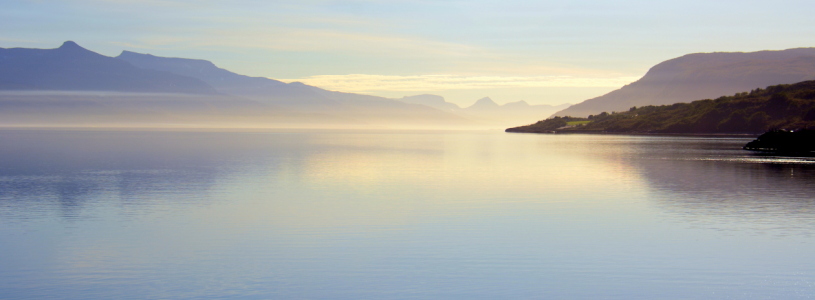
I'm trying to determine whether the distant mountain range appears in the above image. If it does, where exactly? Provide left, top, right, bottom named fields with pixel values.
left=4, top=41, right=564, bottom=129
left=553, top=48, right=815, bottom=117
left=0, top=41, right=567, bottom=129
left=117, top=51, right=568, bottom=127
left=114, top=46, right=477, bottom=128
left=396, top=95, right=570, bottom=125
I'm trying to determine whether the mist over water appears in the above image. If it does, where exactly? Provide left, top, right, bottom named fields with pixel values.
left=1, top=130, right=814, bottom=299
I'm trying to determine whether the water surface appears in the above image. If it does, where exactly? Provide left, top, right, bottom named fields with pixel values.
left=1, top=130, right=814, bottom=299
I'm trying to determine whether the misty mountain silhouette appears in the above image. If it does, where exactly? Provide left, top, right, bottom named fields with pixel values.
left=397, top=94, right=461, bottom=112
left=117, top=50, right=574, bottom=128
left=394, top=95, right=569, bottom=127
left=466, top=97, right=501, bottom=110
left=454, top=97, right=570, bottom=127
left=0, top=41, right=478, bottom=128
left=502, top=101, right=532, bottom=109
left=115, top=49, right=480, bottom=127
left=117, top=51, right=336, bottom=107
left=0, top=41, right=216, bottom=94
left=554, top=48, right=815, bottom=117
left=118, top=50, right=446, bottom=110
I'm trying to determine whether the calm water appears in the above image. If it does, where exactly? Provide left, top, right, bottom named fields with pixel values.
left=1, top=129, right=814, bottom=299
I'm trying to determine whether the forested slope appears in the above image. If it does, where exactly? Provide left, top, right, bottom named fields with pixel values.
left=508, top=81, right=815, bottom=134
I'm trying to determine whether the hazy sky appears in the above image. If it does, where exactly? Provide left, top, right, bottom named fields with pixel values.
left=3, top=0, right=814, bottom=106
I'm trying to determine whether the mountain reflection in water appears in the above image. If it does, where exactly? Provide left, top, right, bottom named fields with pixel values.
left=612, top=137, right=815, bottom=232
left=1, top=130, right=814, bottom=299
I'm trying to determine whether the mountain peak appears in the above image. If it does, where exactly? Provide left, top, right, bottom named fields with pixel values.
left=55, top=41, right=96, bottom=56
left=471, top=97, right=498, bottom=106
left=59, top=41, right=83, bottom=50
left=0, top=41, right=217, bottom=94
left=464, top=97, right=501, bottom=111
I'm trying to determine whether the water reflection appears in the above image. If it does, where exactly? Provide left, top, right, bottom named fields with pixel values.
left=0, top=130, right=284, bottom=220
left=2, top=130, right=815, bottom=299
left=613, top=137, right=815, bottom=232
left=3, top=131, right=814, bottom=227
left=1, top=131, right=641, bottom=223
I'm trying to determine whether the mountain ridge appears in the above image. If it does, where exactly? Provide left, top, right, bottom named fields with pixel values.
left=0, top=41, right=217, bottom=94
left=509, top=80, right=815, bottom=134
left=118, top=48, right=564, bottom=128
left=552, top=48, right=815, bottom=118
left=0, top=41, right=479, bottom=128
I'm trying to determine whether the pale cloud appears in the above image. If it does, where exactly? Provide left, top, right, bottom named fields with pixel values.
left=107, top=24, right=488, bottom=63
left=120, top=26, right=627, bottom=77
left=279, top=74, right=640, bottom=93
left=76, top=0, right=199, bottom=7
left=197, top=28, right=488, bottom=59
left=110, top=37, right=192, bottom=49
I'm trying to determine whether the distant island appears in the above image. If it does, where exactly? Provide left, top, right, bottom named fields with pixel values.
left=507, top=81, right=815, bottom=134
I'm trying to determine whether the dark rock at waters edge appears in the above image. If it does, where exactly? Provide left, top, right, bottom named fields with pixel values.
left=743, top=129, right=815, bottom=155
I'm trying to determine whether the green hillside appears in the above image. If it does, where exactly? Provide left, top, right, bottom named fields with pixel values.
left=507, top=81, right=815, bottom=134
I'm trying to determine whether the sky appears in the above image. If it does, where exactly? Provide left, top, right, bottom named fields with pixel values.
left=2, top=0, right=815, bottom=106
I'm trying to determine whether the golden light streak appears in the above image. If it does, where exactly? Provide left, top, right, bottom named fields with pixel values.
left=280, top=74, right=640, bottom=92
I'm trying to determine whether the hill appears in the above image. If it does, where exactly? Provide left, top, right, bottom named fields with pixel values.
left=507, top=81, right=815, bottom=134
left=553, top=48, right=815, bottom=117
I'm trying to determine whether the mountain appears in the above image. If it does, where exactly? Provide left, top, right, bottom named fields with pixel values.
left=392, top=95, right=571, bottom=128
left=117, top=50, right=474, bottom=127
left=508, top=81, right=815, bottom=134
left=0, top=41, right=474, bottom=129
left=116, top=51, right=335, bottom=107
left=397, top=94, right=460, bottom=112
left=0, top=41, right=217, bottom=94
left=553, top=48, right=815, bottom=117
left=457, top=98, right=571, bottom=127
left=117, top=50, right=288, bottom=94
left=466, top=97, right=501, bottom=110
left=0, top=41, right=281, bottom=127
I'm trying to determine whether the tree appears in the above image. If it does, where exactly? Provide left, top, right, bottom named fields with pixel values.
left=747, top=111, right=771, bottom=132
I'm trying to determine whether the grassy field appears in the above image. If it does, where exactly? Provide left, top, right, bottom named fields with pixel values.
left=566, top=120, right=591, bottom=126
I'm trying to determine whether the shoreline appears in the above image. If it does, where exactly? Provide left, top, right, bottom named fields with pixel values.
left=505, top=129, right=758, bottom=138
